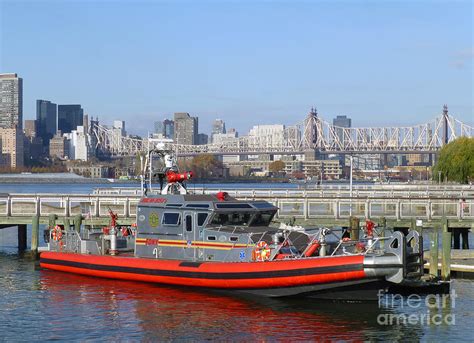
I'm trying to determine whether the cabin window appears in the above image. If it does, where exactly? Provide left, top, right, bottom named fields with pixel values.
left=162, top=212, right=181, bottom=226
left=185, top=214, right=193, bottom=232
left=166, top=204, right=183, bottom=208
left=249, top=211, right=276, bottom=227
left=230, top=236, right=238, bottom=242
left=252, top=202, right=275, bottom=209
left=197, top=213, right=208, bottom=226
left=185, top=204, right=210, bottom=208
left=216, top=203, right=253, bottom=209
left=209, top=212, right=253, bottom=227
left=207, top=236, right=216, bottom=241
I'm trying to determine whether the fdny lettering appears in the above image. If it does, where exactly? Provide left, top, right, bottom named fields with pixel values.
left=146, top=239, right=160, bottom=245
left=141, top=198, right=167, bottom=204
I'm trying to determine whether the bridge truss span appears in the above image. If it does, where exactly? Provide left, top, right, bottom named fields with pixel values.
left=91, top=106, right=473, bottom=157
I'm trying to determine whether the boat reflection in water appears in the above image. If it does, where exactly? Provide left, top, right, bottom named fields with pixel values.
left=39, top=270, right=422, bottom=341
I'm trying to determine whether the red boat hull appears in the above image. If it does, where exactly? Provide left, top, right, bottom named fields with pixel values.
left=40, top=252, right=367, bottom=290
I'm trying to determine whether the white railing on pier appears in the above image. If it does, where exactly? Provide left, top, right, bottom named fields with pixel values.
left=0, top=192, right=472, bottom=221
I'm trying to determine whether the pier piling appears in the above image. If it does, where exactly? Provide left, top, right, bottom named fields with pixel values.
left=74, top=214, right=82, bottom=233
left=350, top=216, right=360, bottom=241
left=64, top=218, right=70, bottom=231
left=441, top=231, right=452, bottom=281
left=429, top=230, right=439, bottom=278
left=31, top=216, right=40, bottom=255
left=378, top=217, right=386, bottom=248
left=48, top=214, right=57, bottom=229
left=17, top=224, right=27, bottom=252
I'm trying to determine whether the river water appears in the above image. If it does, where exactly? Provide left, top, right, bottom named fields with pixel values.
left=0, top=182, right=473, bottom=341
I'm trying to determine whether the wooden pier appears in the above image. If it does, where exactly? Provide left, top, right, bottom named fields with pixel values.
left=0, top=189, right=472, bottom=277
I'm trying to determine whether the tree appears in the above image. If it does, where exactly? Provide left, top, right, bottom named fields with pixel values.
left=433, top=137, right=474, bottom=184
left=269, top=160, right=286, bottom=175
left=190, top=154, right=223, bottom=178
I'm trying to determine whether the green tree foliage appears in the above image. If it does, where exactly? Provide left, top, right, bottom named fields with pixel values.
left=433, top=137, right=474, bottom=184
left=269, top=160, right=286, bottom=174
left=189, top=154, right=224, bottom=178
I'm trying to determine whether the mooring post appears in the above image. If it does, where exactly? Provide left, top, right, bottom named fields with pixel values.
left=461, top=229, right=469, bottom=250
left=379, top=216, right=386, bottom=249
left=64, top=217, right=70, bottom=231
left=350, top=216, right=360, bottom=240
left=442, top=216, right=448, bottom=232
left=429, top=229, right=439, bottom=278
left=18, top=224, right=27, bottom=252
left=441, top=231, right=452, bottom=281
left=31, top=215, right=40, bottom=255
left=74, top=214, right=83, bottom=234
left=48, top=214, right=57, bottom=229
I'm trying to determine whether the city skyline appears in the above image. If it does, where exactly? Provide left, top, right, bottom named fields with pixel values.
left=1, top=0, right=472, bottom=136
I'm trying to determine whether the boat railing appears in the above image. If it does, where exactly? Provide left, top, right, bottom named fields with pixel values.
left=49, top=228, right=81, bottom=253
left=49, top=228, right=102, bottom=255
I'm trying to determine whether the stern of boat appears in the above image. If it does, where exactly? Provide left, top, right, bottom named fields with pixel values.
left=363, top=230, right=423, bottom=285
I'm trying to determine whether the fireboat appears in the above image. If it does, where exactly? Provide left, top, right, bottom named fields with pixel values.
left=40, top=145, right=424, bottom=299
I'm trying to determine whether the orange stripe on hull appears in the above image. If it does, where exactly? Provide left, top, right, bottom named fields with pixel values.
left=40, top=252, right=367, bottom=289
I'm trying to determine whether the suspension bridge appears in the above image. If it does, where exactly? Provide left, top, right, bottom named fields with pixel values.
left=91, top=105, right=473, bottom=157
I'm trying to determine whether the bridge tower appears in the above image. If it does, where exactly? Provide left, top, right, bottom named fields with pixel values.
left=443, top=104, right=449, bottom=145
left=303, top=107, right=318, bottom=149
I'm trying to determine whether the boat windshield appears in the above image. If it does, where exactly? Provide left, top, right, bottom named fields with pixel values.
left=209, top=212, right=253, bottom=226
left=209, top=210, right=276, bottom=227
left=249, top=211, right=275, bottom=227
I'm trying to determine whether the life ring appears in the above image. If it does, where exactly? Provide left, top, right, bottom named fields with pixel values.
left=51, top=225, right=63, bottom=241
left=253, top=241, right=271, bottom=261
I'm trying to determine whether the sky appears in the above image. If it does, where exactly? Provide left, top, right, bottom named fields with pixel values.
left=0, top=0, right=472, bottom=136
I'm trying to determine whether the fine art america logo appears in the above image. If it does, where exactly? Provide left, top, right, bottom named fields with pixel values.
left=377, top=289, right=457, bottom=326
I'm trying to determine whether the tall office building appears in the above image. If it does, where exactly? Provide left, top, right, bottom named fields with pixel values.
left=49, top=132, right=69, bottom=159
left=113, top=120, right=126, bottom=136
left=83, top=114, right=89, bottom=133
left=58, top=104, right=83, bottom=134
left=0, top=128, right=24, bottom=168
left=197, top=133, right=209, bottom=145
left=163, top=119, right=174, bottom=139
left=24, top=120, right=37, bottom=138
left=64, top=126, right=90, bottom=161
left=23, top=120, right=43, bottom=163
left=36, top=99, right=57, bottom=146
left=154, top=119, right=174, bottom=139
left=211, top=119, right=226, bottom=143
left=154, top=121, right=164, bottom=135
left=332, top=115, right=351, bottom=167
left=174, top=113, right=198, bottom=145
left=0, top=73, right=23, bottom=129
left=333, top=115, right=351, bottom=144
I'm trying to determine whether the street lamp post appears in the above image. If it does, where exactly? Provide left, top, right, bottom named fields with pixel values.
left=349, top=155, right=353, bottom=216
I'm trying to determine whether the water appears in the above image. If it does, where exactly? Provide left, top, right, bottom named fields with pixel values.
left=1, top=183, right=473, bottom=341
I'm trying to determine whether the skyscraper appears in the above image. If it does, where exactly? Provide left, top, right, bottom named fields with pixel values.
left=154, top=121, right=164, bottom=135
left=58, top=104, right=84, bottom=134
left=163, top=119, right=174, bottom=139
left=0, top=128, right=24, bottom=168
left=36, top=99, right=57, bottom=146
left=211, top=119, right=226, bottom=143
left=0, top=73, right=23, bottom=129
left=333, top=115, right=351, bottom=145
left=174, top=113, right=198, bottom=145
left=24, top=120, right=37, bottom=138
left=197, top=133, right=208, bottom=145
